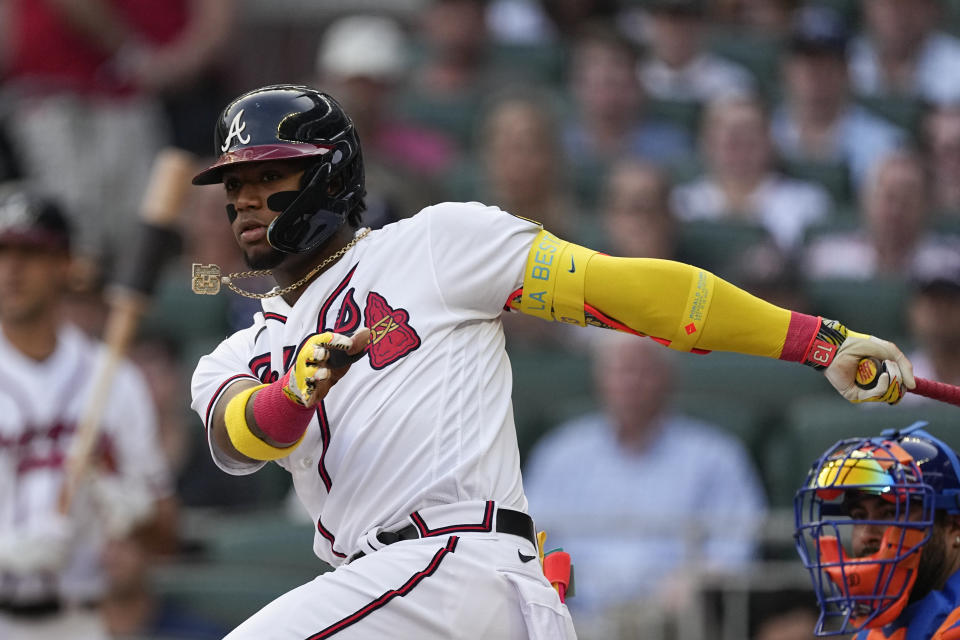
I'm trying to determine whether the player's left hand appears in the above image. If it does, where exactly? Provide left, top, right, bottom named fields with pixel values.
left=284, top=328, right=371, bottom=408
left=824, top=328, right=915, bottom=404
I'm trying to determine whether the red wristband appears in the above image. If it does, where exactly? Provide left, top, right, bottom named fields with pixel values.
left=251, top=371, right=315, bottom=445
left=780, top=312, right=820, bottom=363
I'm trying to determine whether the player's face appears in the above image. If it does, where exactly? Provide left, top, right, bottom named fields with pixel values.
left=846, top=493, right=926, bottom=557
left=0, top=245, right=69, bottom=323
left=222, top=160, right=307, bottom=269
left=847, top=494, right=898, bottom=557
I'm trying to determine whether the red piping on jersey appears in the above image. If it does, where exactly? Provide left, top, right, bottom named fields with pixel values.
left=263, top=312, right=287, bottom=323
left=317, top=264, right=358, bottom=333
left=316, top=517, right=347, bottom=559
left=204, top=374, right=258, bottom=431
left=410, top=501, right=495, bottom=537
left=316, top=405, right=333, bottom=492
left=305, top=536, right=459, bottom=639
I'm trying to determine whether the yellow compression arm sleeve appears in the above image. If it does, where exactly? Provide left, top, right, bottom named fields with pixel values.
left=516, top=230, right=796, bottom=357
left=583, top=255, right=792, bottom=357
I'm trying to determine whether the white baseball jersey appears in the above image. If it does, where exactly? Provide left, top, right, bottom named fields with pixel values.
left=192, top=203, right=538, bottom=564
left=192, top=203, right=576, bottom=639
left=0, top=323, right=171, bottom=605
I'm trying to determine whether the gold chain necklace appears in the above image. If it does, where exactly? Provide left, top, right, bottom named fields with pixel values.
left=192, top=228, right=371, bottom=299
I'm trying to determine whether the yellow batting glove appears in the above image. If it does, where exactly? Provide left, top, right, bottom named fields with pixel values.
left=284, top=332, right=356, bottom=407
left=802, top=318, right=916, bottom=404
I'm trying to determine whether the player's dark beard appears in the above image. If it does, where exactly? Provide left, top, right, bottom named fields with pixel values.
left=910, top=522, right=949, bottom=604
left=244, top=247, right=286, bottom=270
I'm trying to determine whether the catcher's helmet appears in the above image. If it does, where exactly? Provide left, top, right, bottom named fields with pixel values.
left=794, top=422, right=960, bottom=636
left=193, top=84, right=365, bottom=254
left=0, top=183, right=70, bottom=252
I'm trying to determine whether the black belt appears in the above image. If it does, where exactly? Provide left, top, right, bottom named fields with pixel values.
left=0, top=598, right=98, bottom=618
left=350, top=508, right=536, bottom=563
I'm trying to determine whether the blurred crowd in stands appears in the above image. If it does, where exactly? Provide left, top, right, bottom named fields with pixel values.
left=4, top=0, right=960, bottom=637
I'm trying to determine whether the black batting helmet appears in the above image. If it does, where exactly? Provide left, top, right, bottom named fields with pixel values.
left=193, top=84, right=365, bottom=254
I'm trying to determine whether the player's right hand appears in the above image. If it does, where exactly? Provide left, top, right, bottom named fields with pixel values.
left=823, top=328, right=915, bottom=404
left=284, top=328, right=371, bottom=408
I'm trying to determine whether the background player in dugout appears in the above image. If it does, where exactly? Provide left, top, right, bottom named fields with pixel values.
left=0, top=185, right=176, bottom=640
left=189, top=85, right=917, bottom=639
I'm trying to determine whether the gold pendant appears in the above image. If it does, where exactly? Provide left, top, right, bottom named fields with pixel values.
left=191, top=263, right=222, bottom=295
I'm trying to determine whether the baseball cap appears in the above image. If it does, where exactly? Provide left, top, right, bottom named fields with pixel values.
left=317, top=15, right=409, bottom=81
left=789, top=5, right=849, bottom=57
left=910, top=242, right=960, bottom=294
left=0, top=183, right=71, bottom=252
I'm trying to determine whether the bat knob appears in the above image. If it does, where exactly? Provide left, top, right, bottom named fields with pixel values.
left=855, top=357, right=883, bottom=390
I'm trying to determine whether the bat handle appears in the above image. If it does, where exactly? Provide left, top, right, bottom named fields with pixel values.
left=913, top=377, right=960, bottom=407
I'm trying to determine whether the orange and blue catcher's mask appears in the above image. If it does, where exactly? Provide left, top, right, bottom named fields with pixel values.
left=794, top=422, right=960, bottom=636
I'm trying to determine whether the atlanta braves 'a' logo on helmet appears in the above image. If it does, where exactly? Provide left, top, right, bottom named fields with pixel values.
left=220, top=109, right=251, bottom=152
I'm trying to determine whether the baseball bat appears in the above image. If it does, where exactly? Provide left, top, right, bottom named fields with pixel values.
left=855, top=357, right=960, bottom=407
left=59, top=148, right=196, bottom=513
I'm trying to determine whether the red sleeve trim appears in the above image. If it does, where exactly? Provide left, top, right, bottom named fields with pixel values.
left=780, top=312, right=821, bottom=363
left=204, top=373, right=259, bottom=431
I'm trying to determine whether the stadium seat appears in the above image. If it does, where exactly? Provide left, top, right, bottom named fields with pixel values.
left=155, top=509, right=332, bottom=629
left=782, top=159, right=853, bottom=205
left=200, top=509, right=328, bottom=571
left=489, top=42, right=568, bottom=87
left=676, top=220, right=773, bottom=274
left=646, top=99, right=703, bottom=139
left=394, top=91, right=483, bottom=149
left=801, top=277, right=910, bottom=344
left=152, top=561, right=320, bottom=630
left=857, top=95, right=924, bottom=137
left=569, top=160, right=609, bottom=211
left=510, top=346, right=596, bottom=463
left=707, top=30, right=785, bottom=100
left=668, top=351, right=831, bottom=468
left=669, top=389, right=770, bottom=461
left=441, top=158, right=485, bottom=202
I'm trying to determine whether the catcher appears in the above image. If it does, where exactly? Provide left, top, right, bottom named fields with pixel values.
left=795, top=422, right=960, bottom=638
left=190, top=84, right=913, bottom=639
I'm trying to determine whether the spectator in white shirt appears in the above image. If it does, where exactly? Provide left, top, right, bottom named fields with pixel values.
left=638, top=0, right=754, bottom=102
left=672, top=94, right=833, bottom=251
left=771, top=5, right=906, bottom=189
left=848, top=0, right=960, bottom=105
left=803, top=148, right=947, bottom=280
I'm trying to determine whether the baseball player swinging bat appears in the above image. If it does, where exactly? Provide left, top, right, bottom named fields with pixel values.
left=856, top=357, right=960, bottom=407
left=58, top=147, right=196, bottom=512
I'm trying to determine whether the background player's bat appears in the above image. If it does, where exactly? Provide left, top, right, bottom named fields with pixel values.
left=59, top=148, right=196, bottom=512
left=855, top=357, right=960, bottom=407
